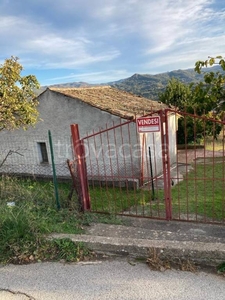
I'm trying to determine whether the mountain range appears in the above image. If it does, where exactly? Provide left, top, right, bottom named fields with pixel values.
left=43, top=66, right=223, bottom=100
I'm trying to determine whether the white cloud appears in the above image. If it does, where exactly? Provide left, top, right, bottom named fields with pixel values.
left=24, top=34, right=119, bottom=67
left=82, top=0, right=222, bottom=57
left=0, top=0, right=224, bottom=83
left=141, top=0, right=217, bottom=54
left=144, top=34, right=225, bottom=73
left=0, top=14, right=120, bottom=69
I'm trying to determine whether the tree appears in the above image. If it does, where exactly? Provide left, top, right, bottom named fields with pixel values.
left=158, top=78, right=192, bottom=110
left=159, top=56, right=225, bottom=144
left=195, top=56, right=225, bottom=73
left=194, top=56, right=225, bottom=114
left=0, top=56, right=40, bottom=131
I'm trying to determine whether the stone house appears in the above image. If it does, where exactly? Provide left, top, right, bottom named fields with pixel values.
left=0, top=86, right=177, bottom=184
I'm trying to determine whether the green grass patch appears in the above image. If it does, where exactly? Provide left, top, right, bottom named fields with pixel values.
left=0, top=166, right=224, bottom=265
left=0, top=176, right=130, bottom=264
left=89, top=185, right=165, bottom=217
left=171, top=161, right=225, bottom=220
left=89, top=186, right=138, bottom=213
left=0, top=204, right=91, bottom=264
left=88, top=162, right=225, bottom=222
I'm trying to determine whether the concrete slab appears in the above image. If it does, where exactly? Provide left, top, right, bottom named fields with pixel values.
left=50, top=217, right=225, bottom=269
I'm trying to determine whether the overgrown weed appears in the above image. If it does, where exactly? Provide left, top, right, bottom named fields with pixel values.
left=0, top=176, right=123, bottom=264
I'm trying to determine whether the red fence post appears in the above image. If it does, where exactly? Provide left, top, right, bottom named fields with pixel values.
left=160, top=110, right=172, bottom=220
left=164, top=110, right=172, bottom=219
left=70, top=124, right=90, bottom=211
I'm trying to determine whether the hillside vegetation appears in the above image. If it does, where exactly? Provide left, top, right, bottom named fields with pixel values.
left=110, top=66, right=224, bottom=100
left=45, top=66, right=224, bottom=100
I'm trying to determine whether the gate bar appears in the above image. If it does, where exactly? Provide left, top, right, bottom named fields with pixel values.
left=165, top=110, right=172, bottom=219
left=160, top=110, right=172, bottom=220
left=70, top=124, right=90, bottom=211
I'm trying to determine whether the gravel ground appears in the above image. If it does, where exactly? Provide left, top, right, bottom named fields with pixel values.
left=0, top=259, right=224, bottom=300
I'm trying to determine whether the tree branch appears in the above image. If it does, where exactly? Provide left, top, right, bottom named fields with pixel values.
left=0, top=148, right=25, bottom=168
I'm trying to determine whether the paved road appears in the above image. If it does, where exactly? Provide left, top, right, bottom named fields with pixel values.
left=0, top=259, right=224, bottom=300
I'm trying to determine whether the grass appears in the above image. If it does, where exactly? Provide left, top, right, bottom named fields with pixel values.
left=89, top=186, right=137, bottom=213
left=89, top=185, right=165, bottom=217
left=87, top=160, right=225, bottom=222
left=171, top=159, right=225, bottom=221
left=0, top=162, right=224, bottom=264
left=0, top=176, right=121, bottom=264
left=0, top=203, right=91, bottom=264
left=202, top=132, right=225, bottom=151
left=1, top=165, right=224, bottom=223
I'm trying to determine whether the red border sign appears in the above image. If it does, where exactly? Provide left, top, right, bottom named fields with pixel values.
left=137, top=116, right=160, bottom=133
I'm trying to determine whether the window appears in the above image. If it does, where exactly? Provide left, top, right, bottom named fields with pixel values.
left=37, top=142, right=49, bottom=163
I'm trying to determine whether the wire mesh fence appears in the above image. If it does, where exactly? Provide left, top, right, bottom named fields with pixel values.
left=0, top=134, right=72, bottom=178
left=0, top=132, right=80, bottom=210
left=1, top=109, right=225, bottom=225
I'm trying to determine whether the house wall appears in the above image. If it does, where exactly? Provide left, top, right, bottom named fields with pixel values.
left=140, top=113, right=177, bottom=182
left=139, top=131, right=162, bottom=180
left=83, top=121, right=141, bottom=182
left=0, top=89, right=137, bottom=178
left=167, top=113, right=177, bottom=164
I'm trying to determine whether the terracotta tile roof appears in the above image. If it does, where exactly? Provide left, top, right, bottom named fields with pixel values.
left=49, top=86, right=167, bottom=119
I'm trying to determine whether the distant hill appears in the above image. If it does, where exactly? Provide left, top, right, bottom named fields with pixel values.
left=46, top=81, right=101, bottom=88
left=42, top=66, right=224, bottom=100
left=110, top=66, right=224, bottom=100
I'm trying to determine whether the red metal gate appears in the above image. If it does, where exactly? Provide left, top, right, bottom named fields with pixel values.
left=165, top=109, right=225, bottom=224
left=70, top=109, right=225, bottom=225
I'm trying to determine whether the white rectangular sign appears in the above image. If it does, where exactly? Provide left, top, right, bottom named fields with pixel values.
left=137, top=116, right=160, bottom=133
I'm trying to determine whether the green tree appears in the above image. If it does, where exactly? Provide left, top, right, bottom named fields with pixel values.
left=195, top=56, right=225, bottom=73
left=194, top=56, right=225, bottom=114
left=159, top=78, right=192, bottom=110
left=159, top=56, right=225, bottom=144
left=192, top=56, right=225, bottom=141
left=0, top=56, right=40, bottom=131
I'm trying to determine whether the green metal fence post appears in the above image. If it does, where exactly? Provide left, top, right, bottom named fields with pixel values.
left=48, top=130, right=60, bottom=209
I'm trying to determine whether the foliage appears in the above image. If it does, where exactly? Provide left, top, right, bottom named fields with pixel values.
left=89, top=186, right=156, bottom=214
left=0, top=166, right=224, bottom=264
left=0, top=56, right=40, bottom=131
left=195, top=56, right=225, bottom=73
left=158, top=78, right=192, bottom=109
left=194, top=56, right=225, bottom=115
left=0, top=205, right=40, bottom=263
left=217, top=262, right=225, bottom=275
left=0, top=176, right=86, bottom=232
left=177, top=114, right=222, bottom=144
left=159, top=56, right=225, bottom=143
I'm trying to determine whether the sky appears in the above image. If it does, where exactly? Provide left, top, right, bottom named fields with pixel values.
left=0, top=0, right=224, bottom=86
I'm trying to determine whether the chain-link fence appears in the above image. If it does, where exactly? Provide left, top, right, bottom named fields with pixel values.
left=0, top=131, right=81, bottom=210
